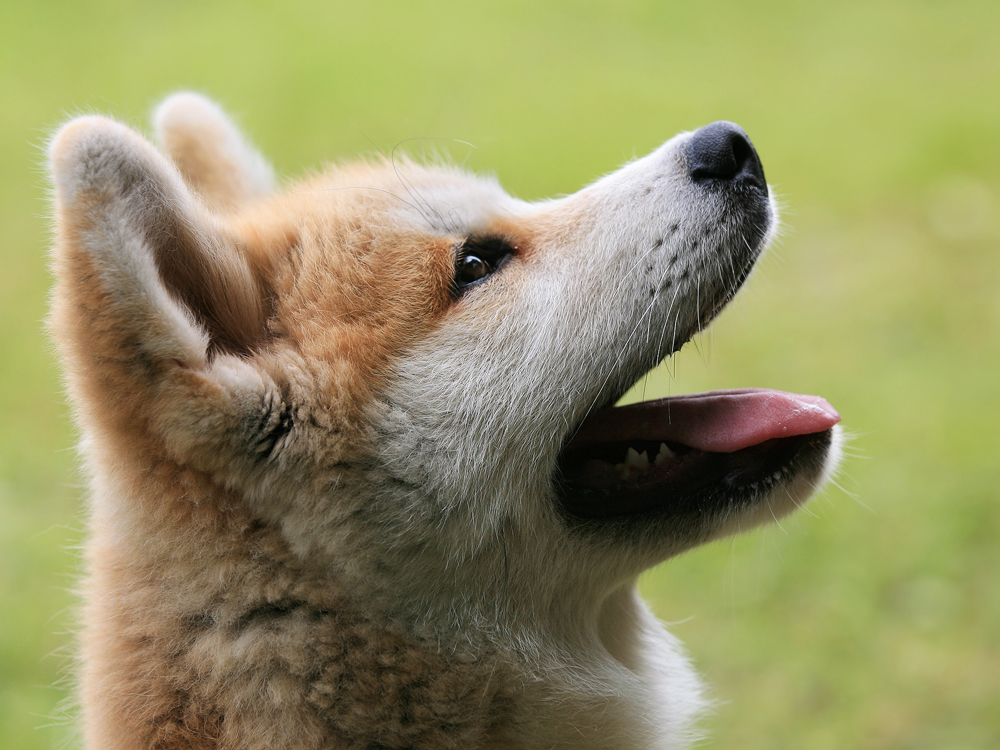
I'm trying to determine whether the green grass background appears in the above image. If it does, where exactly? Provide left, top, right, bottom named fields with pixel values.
left=1, top=1, right=998, bottom=747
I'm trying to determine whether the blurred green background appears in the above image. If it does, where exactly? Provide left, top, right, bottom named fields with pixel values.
left=1, top=1, right=998, bottom=748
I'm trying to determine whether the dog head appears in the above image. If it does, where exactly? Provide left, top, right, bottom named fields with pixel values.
left=50, top=91, right=839, bottom=616
left=50, top=93, right=840, bottom=746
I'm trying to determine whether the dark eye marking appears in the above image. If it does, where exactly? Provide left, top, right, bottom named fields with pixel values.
left=452, top=235, right=517, bottom=297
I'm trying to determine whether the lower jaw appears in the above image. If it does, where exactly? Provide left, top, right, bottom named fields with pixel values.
left=555, top=429, right=836, bottom=522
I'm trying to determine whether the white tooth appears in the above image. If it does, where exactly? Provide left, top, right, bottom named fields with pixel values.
left=615, top=462, right=630, bottom=480
left=625, top=447, right=650, bottom=470
left=655, top=443, right=676, bottom=465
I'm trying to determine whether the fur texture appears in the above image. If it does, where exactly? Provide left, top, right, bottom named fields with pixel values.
left=49, top=94, right=840, bottom=749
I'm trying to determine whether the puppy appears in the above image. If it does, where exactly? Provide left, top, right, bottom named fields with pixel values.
left=48, top=93, right=841, bottom=750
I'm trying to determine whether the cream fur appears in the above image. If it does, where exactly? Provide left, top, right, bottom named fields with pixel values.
left=48, top=93, right=840, bottom=749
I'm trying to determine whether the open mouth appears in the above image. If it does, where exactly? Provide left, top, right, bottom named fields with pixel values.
left=557, top=389, right=840, bottom=520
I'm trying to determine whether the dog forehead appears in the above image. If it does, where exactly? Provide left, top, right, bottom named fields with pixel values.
left=316, top=159, right=528, bottom=236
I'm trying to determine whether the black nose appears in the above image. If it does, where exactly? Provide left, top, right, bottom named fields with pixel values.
left=686, top=121, right=766, bottom=189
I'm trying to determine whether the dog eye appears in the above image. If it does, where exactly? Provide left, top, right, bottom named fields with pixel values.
left=458, top=254, right=492, bottom=285
left=453, top=235, right=516, bottom=297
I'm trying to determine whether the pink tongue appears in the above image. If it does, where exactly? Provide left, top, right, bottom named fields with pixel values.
left=573, top=388, right=840, bottom=453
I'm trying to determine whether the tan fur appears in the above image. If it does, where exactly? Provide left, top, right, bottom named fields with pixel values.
left=50, top=95, right=837, bottom=749
left=50, top=115, right=509, bottom=750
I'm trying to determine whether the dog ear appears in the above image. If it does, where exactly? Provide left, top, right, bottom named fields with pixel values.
left=49, top=116, right=281, bottom=471
left=154, top=92, right=274, bottom=213
left=50, top=115, right=269, bottom=360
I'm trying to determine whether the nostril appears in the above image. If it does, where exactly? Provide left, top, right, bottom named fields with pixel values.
left=686, top=121, right=766, bottom=189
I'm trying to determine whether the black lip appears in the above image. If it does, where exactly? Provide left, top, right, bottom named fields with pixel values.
left=555, top=429, right=835, bottom=522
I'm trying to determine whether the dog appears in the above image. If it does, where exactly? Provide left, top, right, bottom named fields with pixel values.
left=48, top=93, right=841, bottom=749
